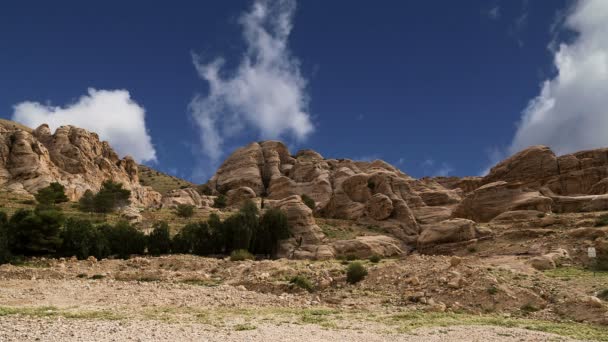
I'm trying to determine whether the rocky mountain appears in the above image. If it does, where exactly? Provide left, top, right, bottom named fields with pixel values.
left=0, top=120, right=160, bottom=207
left=201, top=141, right=608, bottom=259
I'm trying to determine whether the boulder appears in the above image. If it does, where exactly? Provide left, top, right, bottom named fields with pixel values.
left=226, top=186, right=256, bottom=206
left=529, top=256, right=556, bottom=271
left=417, top=218, right=481, bottom=247
left=491, top=210, right=546, bottom=222
left=412, top=206, right=453, bottom=225
left=551, top=194, right=608, bottom=213
left=453, top=181, right=552, bottom=222
left=483, top=146, right=559, bottom=187
left=365, top=193, right=394, bottom=220
left=332, top=235, right=404, bottom=258
left=161, top=188, right=212, bottom=208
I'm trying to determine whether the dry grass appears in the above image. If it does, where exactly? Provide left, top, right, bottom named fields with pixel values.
left=138, top=165, right=194, bottom=195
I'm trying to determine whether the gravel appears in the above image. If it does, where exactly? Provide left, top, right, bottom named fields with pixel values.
left=0, top=317, right=584, bottom=342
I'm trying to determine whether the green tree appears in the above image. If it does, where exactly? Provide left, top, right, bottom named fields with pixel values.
left=223, top=214, right=253, bottom=253
left=174, top=204, right=195, bottom=218
left=213, top=194, right=227, bottom=209
left=207, top=213, right=225, bottom=254
left=94, top=181, right=131, bottom=213
left=253, top=208, right=289, bottom=257
left=35, top=182, right=69, bottom=208
left=0, top=212, right=11, bottom=264
left=148, top=222, right=171, bottom=255
left=7, top=208, right=64, bottom=255
left=60, top=219, right=109, bottom=259
left=171, top=222, right=215, bottom=256
left=301, top=194, right=315, bottom=211
left=102, top=221, right=145, bottom=259
left=78, top=190, right=96, bottom=212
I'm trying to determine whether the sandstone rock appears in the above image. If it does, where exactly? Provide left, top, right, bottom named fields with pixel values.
left=449, top=256, right=462, bottom=268
left=551, top=194, right=608, bottom=213
left=0, top=122, right=160, bottom=206
left=412, top=206, right=453, bottom=224
left=491, top=210, right=546, bottom=222
left=226, top=186, right=256, bottom=207
left=120, top=207, right=143, bottom=224
left=209, top=142, right=265, bottom=195
left=483, top=146, right=559, bottom=187
left=453, top=181, right=552, bottom=222
left=529, top=256, right=556, bottom=271
left=161, top=188, right=212, bottom=208
left=365, top=193, right=394, bottom=220
left=417, top=219, right=480, bottom=247
left=331, top=235, right=403, bottom=258
left=585, top=296, right=604, bottom=308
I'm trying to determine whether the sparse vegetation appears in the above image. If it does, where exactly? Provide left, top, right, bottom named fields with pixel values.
left=79, top=181, right=131, bottom=213
left=594, top=214, right=608, bottom=227
left=230, top=249, right=254, bottom=261
left=346, top=262, right=367, bottom=284
left=174, top=204, right=195, bottom=218
left=213, top=194, right=227, bottom=209
left=369, top=255, right=381, bottom=263
left=147, top=222, right=171, bottom=256
left=290, top=275, right=314, bottom=292
left=487, top=285, right=498, bottom=295
left=301, top=194, right=315, bottom=211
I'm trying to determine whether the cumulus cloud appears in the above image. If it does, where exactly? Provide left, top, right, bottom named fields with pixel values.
left=190, top=0, right=313, bottom=164
left=12, top=88, right=156, bottom=163
left=486, top=5, right=501, bottom=20
left=510, top=0, right=608, bottom=155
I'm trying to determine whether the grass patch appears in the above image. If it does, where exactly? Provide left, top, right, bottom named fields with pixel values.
left=234, top=323, right=256, bottom=331
left=384, top=311, right=608, bottom=341
left=0, top=306, right=123, bottom=320
left=544, top=267, right=608, bottom=279
left=179, top=278, right=222, bottom=287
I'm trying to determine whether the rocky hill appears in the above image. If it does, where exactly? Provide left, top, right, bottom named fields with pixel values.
left=194, top=141, right=608, bottom=260
left=0, top=120, right=160, bottom=207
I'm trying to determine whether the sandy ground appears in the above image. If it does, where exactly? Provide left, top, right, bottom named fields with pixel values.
left=0, top=317, right=584, bottom=342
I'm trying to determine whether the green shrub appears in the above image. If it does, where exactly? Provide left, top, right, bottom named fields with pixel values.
left=175, top=204, right=195, bottom=218
left=80, top=181, right=131, bottom=213
left=345, top=254, right=357, bottom=261
left=597, top=289, right=608, bottom=301
left=60, top=218, right=109, bottom=260
left=487, top=285, right=498, bottom=295
left=230, top=249, right=254, bottom=261
left=251, top=208, right=289, bottom=257
left=0, top=212, right=11, bottom=264
left=197, top=184, right=212, bottom=196
left=147, top=222, right=171, bottom=255
left=7, top=208, right=64, bottom=255
left=223, top=213, right=254, bottom=253
left=346, top=262, right=368, bottom=284
left=35, top=182, right=69, bottom=208
left=369, top=255, right=381, bottom=263
left=520, top=303, right=539, bottom=313
left=102, top=221, right=146, bottom=259
left=290, top=275, right=314, bottom=292
left=595, top=214, right=608, bottom=227
left=213, top=194, right=227, bottom=209
left=301, top=194, right=315, bottom=211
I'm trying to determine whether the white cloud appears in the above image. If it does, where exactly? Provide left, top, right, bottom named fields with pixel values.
left=510, top=0, right=608, bottom=155
left=12, top=88, right=156, bottom=163
left=189, top=0, right=313, bottom=164
left=434, top=163, right=454, bottom=177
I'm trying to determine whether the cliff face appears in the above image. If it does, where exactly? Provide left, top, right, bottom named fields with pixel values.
left=0, top=120, right=160, bottom=207
left=207, top=141, right=608, bottom=256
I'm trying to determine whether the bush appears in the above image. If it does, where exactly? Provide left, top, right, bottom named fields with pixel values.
left=0, top=212, right=11, bottom=264
left=346, top=262, right=368, bottom=284
left=230, top=249, right=254, bottom=261
left=369, top=255, right=381, bottom=263
left=595, top=214, right=608, bottom=227
left=61, top=218, right=109, bottom=260
left=345, top=254, right=357, bottom=261
left=598, top=289, right=608, bottom=301
left=301, top=194, right=315, bottom=211
left=172, top=222, right=217, bottom=256
left=251, top=208, right=289, bottom=257
left=487, top=285, right=498, bottom=295
left=7, top=208, right=64, bottom=255
left=102, top=221, right=146, bottom=259
left=175, top=204, right=195, bottom=218
left=80, top=181, right=131, bottom=213
left=290, top=275, right=314, bottom=292
left=223, top=210, right=255, bottom=254
left=35, top=182, right=69, bottom=207
left=213, top=194, right=227, bottom=209
left=148, top=222, right=171, bottom=255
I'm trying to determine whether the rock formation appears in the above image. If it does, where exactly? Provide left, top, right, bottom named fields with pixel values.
left=0, top=120, right=160, bottom=207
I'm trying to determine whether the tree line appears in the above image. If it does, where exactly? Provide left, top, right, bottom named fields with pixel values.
left=0, top=182, right=290, bottom=264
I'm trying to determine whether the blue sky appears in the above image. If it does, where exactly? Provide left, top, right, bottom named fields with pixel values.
left=3, top=0, right=608, bottom=182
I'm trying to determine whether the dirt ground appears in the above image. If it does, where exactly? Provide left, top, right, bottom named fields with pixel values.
left=0, top=254, right=607, bottom=341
